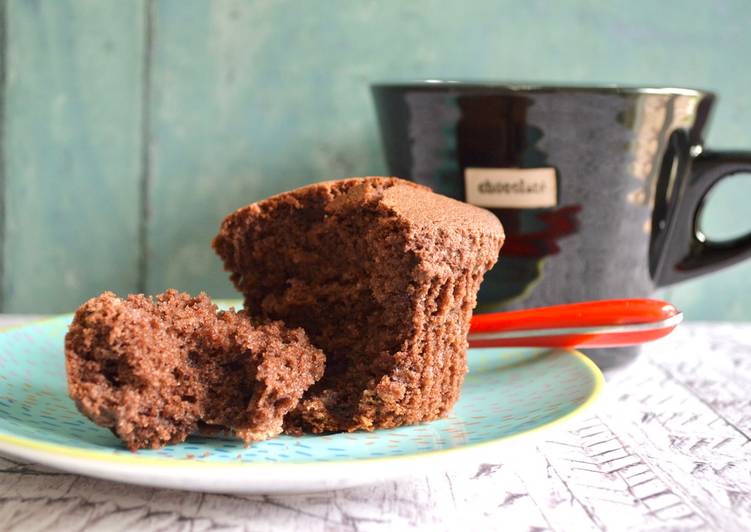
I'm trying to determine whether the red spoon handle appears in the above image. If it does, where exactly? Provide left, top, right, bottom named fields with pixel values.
left=469, top=299, right=679, bottom=334
left=468, top=299, right=682, bottom=349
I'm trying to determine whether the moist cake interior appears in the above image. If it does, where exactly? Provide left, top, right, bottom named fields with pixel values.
left=65, top=291, right=324, bottom=450
left=215, top=181, right=423, bottom=430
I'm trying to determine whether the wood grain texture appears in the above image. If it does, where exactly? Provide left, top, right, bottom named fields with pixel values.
left=2, top=0, right=145, bottom=312
left=2, top=0, right=751, bottom=313
left=0, top=320, right=750, bottom=531
left=145, top=0, right=385, bottom=296
left=142, top=0, right=751, bottom=312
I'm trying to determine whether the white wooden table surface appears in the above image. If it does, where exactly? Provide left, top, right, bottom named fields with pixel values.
left=0, top=316, right=749, bottom=532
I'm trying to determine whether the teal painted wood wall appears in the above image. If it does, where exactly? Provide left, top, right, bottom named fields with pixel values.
left=3, top=0, right=751, bottom=318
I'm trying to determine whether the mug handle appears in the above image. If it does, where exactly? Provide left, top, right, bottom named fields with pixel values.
left=654, top=132, right=751, bottom=286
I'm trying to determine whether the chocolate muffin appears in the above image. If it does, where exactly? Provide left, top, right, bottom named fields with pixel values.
left=213, top=177, right=504, bottom=433
left=65, top=290, right=324, bottom=450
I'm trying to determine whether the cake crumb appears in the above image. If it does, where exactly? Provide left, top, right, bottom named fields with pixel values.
left=213, top=177, right=503, bottom=434
left=65, top=290, right=325, bottom=450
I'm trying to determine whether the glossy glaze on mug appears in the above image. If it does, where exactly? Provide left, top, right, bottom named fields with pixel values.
left=372, top=83, right=715, bottom=314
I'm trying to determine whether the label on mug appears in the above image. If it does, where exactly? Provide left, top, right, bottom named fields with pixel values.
left=464, top=167, right=558, bottom=209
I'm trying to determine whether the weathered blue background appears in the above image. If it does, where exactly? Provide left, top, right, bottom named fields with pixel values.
left=4, top=0, right=751, bottom=317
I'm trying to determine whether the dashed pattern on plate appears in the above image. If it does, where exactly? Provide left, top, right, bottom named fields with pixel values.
left=0, top=316, right=600, bottom=464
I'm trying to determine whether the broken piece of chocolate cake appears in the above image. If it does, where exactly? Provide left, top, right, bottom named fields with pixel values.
left=213, top=177, right=504, bottom=434
left=65, top=290, right=325, bottom=450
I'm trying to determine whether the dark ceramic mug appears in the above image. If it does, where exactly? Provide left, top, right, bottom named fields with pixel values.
left=372, top=82, right=751, bottom=367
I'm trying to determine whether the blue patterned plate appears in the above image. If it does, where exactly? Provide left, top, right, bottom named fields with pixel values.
left=0, top=315, right=603, bottom=493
